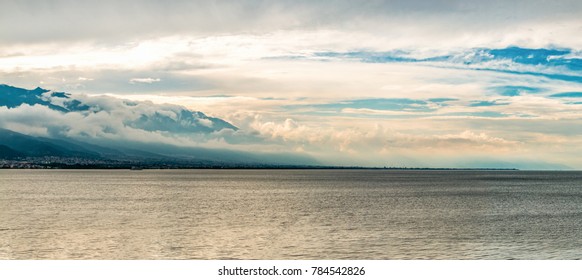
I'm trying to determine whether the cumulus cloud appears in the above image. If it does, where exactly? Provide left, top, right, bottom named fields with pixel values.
left=228, top=113, right=520, bottom=156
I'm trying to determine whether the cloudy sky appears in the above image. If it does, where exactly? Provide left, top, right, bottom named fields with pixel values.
left=1, top=0, right=582, bottom=169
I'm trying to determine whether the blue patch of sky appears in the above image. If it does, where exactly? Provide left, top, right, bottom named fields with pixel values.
left=286, top=98, right=457, bottom=113
left=469, top=100, right=510, bottom=107
left=292, top=109, right=509, bottom=120
left=427, top=98, right=458, bottom=103
left=312, top=47, right=582, bottom=83
left=487, top=47, right=582, bottom=72
left=488, top=47, right=568, bottom=64
left=491, top=85, right=544, bottom=96
left=283, top=97, right=512, bottom=119
left=313, top=51, right=412, bottom=63
left=332, top=98, right=428, bottom=111
left=315, top=99, right=429, bottom=112
left=469, top=68, right=582, bottom=84
left=313, top=50, right=450, bottom=63
left=290, top=110, right=422, bottom=119
left=259, top=97, right=286, bottom=100
left=548, top=92, right=582, bottom=98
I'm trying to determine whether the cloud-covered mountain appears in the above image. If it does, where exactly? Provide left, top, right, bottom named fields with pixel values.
left=0, top=84, right=236, bottom=134
left=0, top=84, right=318, bottom=167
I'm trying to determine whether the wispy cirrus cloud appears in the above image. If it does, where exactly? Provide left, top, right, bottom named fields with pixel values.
left=307, top=47, right=582, bottom=83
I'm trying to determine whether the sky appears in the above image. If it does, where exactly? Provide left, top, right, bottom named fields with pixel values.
left=1, top=0, right=582, bottom=169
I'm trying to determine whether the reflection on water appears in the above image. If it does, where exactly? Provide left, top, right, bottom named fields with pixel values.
left=1, top=170, right=581, bottom=259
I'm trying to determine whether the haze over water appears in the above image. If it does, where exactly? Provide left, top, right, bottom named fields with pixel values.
left=1, top=169, right=581, bottom=259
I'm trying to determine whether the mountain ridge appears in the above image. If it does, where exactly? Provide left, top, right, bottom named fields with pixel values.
left=0, top=84, right=238, bottom=134
left=0, top=84, right=319, bottom=168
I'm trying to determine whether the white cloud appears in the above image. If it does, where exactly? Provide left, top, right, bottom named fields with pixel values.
left=129, top=78, right=161, bottom=84
left=197, top=118, right=213, bottom=128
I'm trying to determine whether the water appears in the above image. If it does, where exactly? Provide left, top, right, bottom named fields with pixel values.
left=1, top=169, right=581, bottom=259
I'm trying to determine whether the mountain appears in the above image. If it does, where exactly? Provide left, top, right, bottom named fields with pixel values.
left=0, top=128, right=103, bottom=158
left=0, top=84, right=318, bottom=167
left=0, top=84, right=237, bottom=134
left=0, top=85, right=63, bottom=111
left=0, top=127, right=318, bottom=167
left=0, top=144, right=25, bottom=159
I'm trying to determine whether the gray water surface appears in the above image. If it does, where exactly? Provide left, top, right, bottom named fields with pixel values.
left=1, top=169, right=581, bottom=259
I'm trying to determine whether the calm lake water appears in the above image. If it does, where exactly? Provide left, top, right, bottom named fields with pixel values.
left=1, top=169, right=581, bottom=259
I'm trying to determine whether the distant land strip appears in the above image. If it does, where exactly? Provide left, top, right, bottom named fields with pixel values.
left=0, top=158, right=518, bottom=170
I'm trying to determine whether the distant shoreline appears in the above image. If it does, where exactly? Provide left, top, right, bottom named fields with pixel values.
left=1, top=157, right=518, bottom=170
left=0, top=164, right=520, bottom=171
